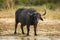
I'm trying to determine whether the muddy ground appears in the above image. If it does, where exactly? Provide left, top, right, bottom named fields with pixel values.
left=0, top=18, right=60, bottom=40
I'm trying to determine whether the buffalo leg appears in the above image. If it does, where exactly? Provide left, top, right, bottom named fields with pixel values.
left=21, top=24, right=25, bottom=34
left=14, top=22, right=18, bottom=34
left=34, top=24, right=37, bottom=36
left=27, top=25, right=30, bottom=36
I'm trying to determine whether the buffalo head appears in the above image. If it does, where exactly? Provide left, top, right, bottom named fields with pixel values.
left=32, top=9, right=46, bottom=21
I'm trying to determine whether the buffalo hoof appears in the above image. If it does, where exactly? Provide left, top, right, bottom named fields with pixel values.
left=22, top=33, right=25, bottom=34
left=14, top=32, right=17, bottom=34
left=26, top=34, right=29, bottom=36
left=35, top=34, right=37, bottom=36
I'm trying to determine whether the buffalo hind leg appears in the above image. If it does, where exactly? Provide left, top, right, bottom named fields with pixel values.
left=14, top=22, right=18, bottom=34
left=21, top=24, right=25, bottom=34
left=34, top=24, right=37, bottom=36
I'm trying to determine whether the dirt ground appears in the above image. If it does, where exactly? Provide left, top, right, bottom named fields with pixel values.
left=0, top=18, right=60, bottom=40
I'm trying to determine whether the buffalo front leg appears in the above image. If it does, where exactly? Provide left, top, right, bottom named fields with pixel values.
left=14, top=22, right=18, bottom=34
left=27, top=25, right=30, bottom=36
left=34, top=24, right=37, bottom=36
left=21, top=24, right=25, bottom=34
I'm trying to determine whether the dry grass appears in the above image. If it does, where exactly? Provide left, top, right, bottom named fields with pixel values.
left=0, top=6, right=60, bottom=19
left=0, top=9, right=15, bottom=18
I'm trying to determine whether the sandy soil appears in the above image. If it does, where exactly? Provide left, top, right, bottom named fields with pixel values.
left=0, top=18, right=60, bottom=40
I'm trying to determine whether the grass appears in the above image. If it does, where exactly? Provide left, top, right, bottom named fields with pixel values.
left=0, top=9, right=15, bottom=18
left=0, top=5, right=60, bottom=19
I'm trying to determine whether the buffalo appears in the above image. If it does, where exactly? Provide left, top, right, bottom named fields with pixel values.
left=14, top=8, right=46, bottom=36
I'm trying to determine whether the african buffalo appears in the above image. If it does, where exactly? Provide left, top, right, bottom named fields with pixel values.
left=14, top=8, right=46, bottom=36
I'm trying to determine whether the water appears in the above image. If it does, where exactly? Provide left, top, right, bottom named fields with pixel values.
left=0, top=36, right=60, bottom=40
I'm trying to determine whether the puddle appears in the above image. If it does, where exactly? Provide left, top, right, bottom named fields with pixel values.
left=0, top=36, right=60, bottom=40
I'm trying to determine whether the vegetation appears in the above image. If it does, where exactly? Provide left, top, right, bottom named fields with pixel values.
left=0, top=0, right=60, bottom=19
left=0, top=0, right=60, bottom=9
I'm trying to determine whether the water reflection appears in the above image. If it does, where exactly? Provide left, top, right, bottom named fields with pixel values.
left=0, top=36, right=60, bottom=40
left=19, top=36, right=60, bottom=40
